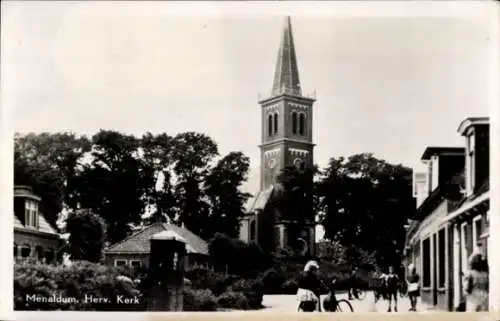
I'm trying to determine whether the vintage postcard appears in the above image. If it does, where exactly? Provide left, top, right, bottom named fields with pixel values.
left=1, top=1, right=498, bottom=320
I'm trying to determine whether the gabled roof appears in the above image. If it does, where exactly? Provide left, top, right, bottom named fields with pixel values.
left=245, top=186, right=274, bottom=213
left=105, top=222, right=208, bottom=255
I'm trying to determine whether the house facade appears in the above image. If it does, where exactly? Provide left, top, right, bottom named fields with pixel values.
left=104, top=222, right=209, bottom=275
left=13, top=185, right=61, bottom=264
left=404, top=117, right=490, bottom=311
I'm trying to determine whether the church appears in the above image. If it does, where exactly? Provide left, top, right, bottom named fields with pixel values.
left=239, top=17, right=316, bottom=257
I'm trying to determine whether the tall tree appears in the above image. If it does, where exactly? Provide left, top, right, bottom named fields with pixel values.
left=316, top=153, right=414, bottom=268
left=74, top=130, right=146, bottom=243
left=170, top=132, right=218, bottom=238
left=140, top=132, right=177, bottom=223
left=204, top=151, right=251, bottom=238
left=14, top=132, right=92, bottom=227
left=65, top=208, right=107, bottom=263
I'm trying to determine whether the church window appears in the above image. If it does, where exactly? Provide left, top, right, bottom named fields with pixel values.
left=273, top=113, right=278, bottom=134
left=299, top=113, right=306, bottom=135
left=250, top=220, right=256, bottom=241
left=292, top=112, right=298, bottom=134
left=268, top=114, right=273, bottom=136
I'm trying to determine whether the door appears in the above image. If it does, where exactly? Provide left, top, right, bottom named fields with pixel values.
left=432, top=233, right=438, bottom=306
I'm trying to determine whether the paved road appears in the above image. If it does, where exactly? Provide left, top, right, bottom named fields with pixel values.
left=262, top=291, right=434, bottom=313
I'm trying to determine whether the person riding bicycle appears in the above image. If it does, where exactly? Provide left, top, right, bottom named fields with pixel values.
left=348, top=267, right=359, bottom=300
left=296, top=260, right=323, bottom=312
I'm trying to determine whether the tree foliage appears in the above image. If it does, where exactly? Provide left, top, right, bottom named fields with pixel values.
left=14, top=130, right=251, bottom=247
left=316, top=153, right=414, bottom=268
left=65, top=208, right=107, bottom=262
left=14, top=132, right=92, bottom=228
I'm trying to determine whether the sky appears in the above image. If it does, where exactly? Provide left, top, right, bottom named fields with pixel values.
left=2, top=1, right=496, bottom=240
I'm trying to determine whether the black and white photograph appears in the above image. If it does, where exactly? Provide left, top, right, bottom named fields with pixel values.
left=1, top=0, right=499, bottom=316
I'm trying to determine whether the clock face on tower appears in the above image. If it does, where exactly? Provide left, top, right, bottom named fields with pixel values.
left=293, top=158, right=302, bottom=168
left=267, top=157, right=277, bottom=169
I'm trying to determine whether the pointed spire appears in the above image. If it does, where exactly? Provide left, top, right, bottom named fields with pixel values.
left=271, top=16, right=302, bottom=97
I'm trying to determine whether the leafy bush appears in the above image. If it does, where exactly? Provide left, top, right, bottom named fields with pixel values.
left=258, top=268, right=286, bottom=294
left=229, top=278, right=264, bottom=309
left=282, top=278, right=298, bottom=294
left=183, top=289, right=218, bottom=311
left=217, top=291, right=249, bottom=310
left=185, top=267, right=239, bottom=296
left=14, top=261, right=141, bottom=311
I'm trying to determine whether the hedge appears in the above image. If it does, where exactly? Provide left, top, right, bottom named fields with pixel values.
left=185, top=267, right=264, bottom=310
left=14, top=261, right=141, bottom=311
left=183, top=289, right=218, bottom=311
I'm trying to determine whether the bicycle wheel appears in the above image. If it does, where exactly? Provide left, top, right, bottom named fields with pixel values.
left=335, top=299, right=354, bottom=312
left=356, top=289, right=366, bottom=300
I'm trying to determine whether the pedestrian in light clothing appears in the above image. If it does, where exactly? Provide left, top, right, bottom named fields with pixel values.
left=296, top=260, right=324, bottom=312
left=406, top=264, right=420, bottom=311
left=463, top=252, right=489, bottom=312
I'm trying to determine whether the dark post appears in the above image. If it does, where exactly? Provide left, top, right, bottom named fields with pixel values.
left=146, top=231, right=187, bottom=311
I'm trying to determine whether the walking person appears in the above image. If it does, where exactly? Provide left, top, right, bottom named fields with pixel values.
left=463, top=252, right=489, bottom=312
left=297, top=260, right=324, bottom=312
left=348, top=267, right=358, bottom=300
left=406, top=264, right=420, bottom=311
left=385, top=266, right=399, bottom=312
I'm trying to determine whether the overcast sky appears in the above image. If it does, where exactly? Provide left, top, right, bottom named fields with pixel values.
left=2, top=1, right=495, bottom=206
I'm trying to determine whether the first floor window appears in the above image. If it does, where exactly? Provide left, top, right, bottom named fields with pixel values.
left=45, top=250, right=55, bottom=264
left=422, top=238, right=431, bottom=287
left=21, top=245, right=31, bottom=258
left=115, top=259, right=127, bottom=267
left=130, top=260, right=141, bottom=271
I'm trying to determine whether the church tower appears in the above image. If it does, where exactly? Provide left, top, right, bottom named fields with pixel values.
left=241, top=16, right=316, bottom=256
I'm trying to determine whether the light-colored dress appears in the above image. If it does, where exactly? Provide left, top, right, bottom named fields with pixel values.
left=464, top=270, right=489, bottom=312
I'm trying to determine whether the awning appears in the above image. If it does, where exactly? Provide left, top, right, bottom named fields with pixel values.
left=442, top=191, right=489, bottom=223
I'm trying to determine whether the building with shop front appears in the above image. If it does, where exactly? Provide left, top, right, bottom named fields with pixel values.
left=13, top=185, right=61, bottom=264
left=404, top=117, right=490, bottom=311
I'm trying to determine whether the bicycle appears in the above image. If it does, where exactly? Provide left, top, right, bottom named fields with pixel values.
left=297, top=281, right=354, bottom=312
left=350, top=287, right=367, bottom=301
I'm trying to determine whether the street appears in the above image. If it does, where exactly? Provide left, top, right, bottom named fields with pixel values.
left=261, top=291, right=434, bottom=313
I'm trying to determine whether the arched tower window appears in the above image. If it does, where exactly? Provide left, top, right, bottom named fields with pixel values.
left=268, top=114, right=273, bottom=136
left=273, top=113, right=278, bottom=134
left=299, top=113, right=306, bottom=135
left=250, top=220, right=256, bottom=241
left=292, top=112, right=298, bottom=134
